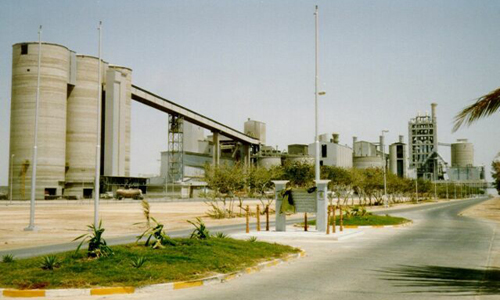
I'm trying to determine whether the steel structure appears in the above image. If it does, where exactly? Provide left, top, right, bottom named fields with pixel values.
left=167, top=114, right=184, bottom=184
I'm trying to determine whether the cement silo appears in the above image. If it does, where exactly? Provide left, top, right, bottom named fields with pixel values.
left=451, top=139, right=474, bottom=167
left=103, top=65, right=132, bottom=177
left=353, top=157, right=383, bottom=169
left=10, top=42, right=71, bottom=199
left=65, top=55, right=107, bottom=198
left=389, top=135, right=407, bottom=177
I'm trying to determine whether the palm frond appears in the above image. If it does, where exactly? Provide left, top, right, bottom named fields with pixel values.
left=453, top=88, right=500, bottom=132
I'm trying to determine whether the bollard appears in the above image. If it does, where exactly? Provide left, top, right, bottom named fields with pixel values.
left=304, top=213, right=308, bottom=232
left=265, top=205, right=270, bottom=231
left=332, top=205, right=336, bottom=233
left=256, top=205, right=261, bottom=231
left=326, top=205, right=331, bottom=235
left=246, top=205, right=250, bottom=234
left=339, top=205, right=343, bottom=232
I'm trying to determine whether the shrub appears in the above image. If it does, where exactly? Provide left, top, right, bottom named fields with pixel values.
left=214, top=232, right=228, bottom=239
left=130, top=256, right=148, bottom=269
left=188, top=218, right=210, bottom=240
left=2, top=254, right=14, bottom=263
left=40, top=255, right=60, bottom=270
left=137, top=217, right=176, bottom=248
left=73, top=221, right=113, bottom=258
left=248, top=236, right=258, bottom=243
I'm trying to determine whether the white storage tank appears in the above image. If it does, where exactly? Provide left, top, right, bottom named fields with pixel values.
left=451, top=139, right=474, bottom=167
left=244, top=119, right=266, bottom=145
left=10, top=42, right=70, bottom=199
left=257, top=156, right=282, bottom=168
left=353, top=156, right=383, bottom=169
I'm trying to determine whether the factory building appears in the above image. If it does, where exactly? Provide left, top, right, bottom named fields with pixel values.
left=308, top=133, right=353, bottom=168
left=352, top=137, right=384, bottom=169
left=9, top=42, right=131, bottom=200
left=447, top=139, right=485, bottom=181
left=408, top=103, right=447, bottom=180
left=389, top=135, right=408, bottom=178
left=8, top=41, right=260, bottom=200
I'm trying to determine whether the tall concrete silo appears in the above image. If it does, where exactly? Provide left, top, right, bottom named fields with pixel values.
left=451, top=139, right=474, bottom=167
left=65, top=55, right=107, bottom=198
left=9, top=42, right=71, bottom=199
left=103, top=65, right=132, bottom=177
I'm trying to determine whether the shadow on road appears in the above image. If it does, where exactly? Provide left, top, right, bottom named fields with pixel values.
left=376, top=265, right=500, bottom=296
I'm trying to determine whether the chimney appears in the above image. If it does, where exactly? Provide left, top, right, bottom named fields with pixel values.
left=399, top=135, right=404, bottom=143
left=379, top=135, right=384, bottom=152
left=353, top=136, right=357, bottom=147
left=431, top=103, right=437, bottom=121
left=332, top=133, right=339, bottom=144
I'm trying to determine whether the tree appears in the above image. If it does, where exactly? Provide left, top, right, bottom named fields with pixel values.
left=492, top=159, right=500, bottom=194
left=453, top=88, right=500, bottom=132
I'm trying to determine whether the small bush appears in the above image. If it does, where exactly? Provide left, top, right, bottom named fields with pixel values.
left=40, top=255, right=60, bottom=270
left=214, top=232, right=228, bottom=239
left=188, top=218, right=210, bottom=240
left=248, top=236, right=258, bottom=243
left=137, top=217, right=176, bottom=248
left=130, top=256, right=147, bottom=269
left=2, top=254, right=15, bottom=263
left=73, top=220, right=113, bottom=258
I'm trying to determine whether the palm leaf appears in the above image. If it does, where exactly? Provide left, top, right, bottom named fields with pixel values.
left=453, top=88, right=500, bottom=132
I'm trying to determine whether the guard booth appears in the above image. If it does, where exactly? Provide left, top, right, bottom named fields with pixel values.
left=272, top=180, right=330, bottom=232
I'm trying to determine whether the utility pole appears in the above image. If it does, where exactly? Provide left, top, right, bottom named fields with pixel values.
left=25, top=25, right=42, bottom=232
left=381, top=130, right=389, bottom=207
left=9, top=154, right=15, bottom=204
left=94, top=21, right=102, bottom=226
left=314, top=5, right=320, bottom=184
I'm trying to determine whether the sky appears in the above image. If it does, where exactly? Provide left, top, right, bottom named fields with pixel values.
left=1, top=0, right=500, bottom=186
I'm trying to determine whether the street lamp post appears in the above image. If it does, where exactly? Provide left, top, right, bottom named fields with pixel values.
left=415, top=178, right=419, bottom=203
left=314, top=6, right=320, bottom=185
left=25, top=25, right=42, bottom=232
left=9, top=154, right=15, bottom=204
left=381, top=130, right=389, bottom=207
left=94, top=21, right=102, bottom=226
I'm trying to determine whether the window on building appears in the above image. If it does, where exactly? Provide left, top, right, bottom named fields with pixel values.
left=21, top=44, right=28, bottom=55
left=321, top=144, right=327, bottom=158
left=320, top=160, right=323, bottom=166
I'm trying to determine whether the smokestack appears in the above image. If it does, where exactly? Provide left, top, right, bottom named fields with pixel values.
left=399, top=135, right=404, bottom=143
left=332, top=133, right=339, bottom=144
left=431, top=103, right=437, bottom=121
left=379, top=135, right=384, bottom=152
left=353, top=136, right=357, bottom=147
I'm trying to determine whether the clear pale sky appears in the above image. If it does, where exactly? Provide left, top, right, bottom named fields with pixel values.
left=1, top=0, right=499, bottom=185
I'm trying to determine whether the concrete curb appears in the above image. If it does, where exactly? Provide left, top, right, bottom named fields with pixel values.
left=0, top=251, right=305, bottom=298
left=342, top=221, right=413, bottom=229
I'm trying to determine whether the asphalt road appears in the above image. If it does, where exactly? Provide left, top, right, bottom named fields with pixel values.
left=72, top=196, right=498, bottom=300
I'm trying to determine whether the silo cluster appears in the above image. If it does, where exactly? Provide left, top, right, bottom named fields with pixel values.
left=9, top=42, right=132, bottom=200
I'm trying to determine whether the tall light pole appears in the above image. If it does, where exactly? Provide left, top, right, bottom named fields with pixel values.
left=9, top=154, right=15, bottom=204
left=25, top=26, right=42, bottom=232
left=433, top=174, right=437, bottom=200
left=415, top=178, right=419, bottom=203
left=314, top=5, right=320, bottom=184
left=94, top=21, right=102, bottom=226
left=381, top=130, right=388, bottom=207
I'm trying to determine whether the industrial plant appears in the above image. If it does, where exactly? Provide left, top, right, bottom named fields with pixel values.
left=6, top=41, right=486, bottom=200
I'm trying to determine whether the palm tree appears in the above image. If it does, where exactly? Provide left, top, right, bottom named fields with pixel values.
left=453, top=88, right=500, bottom=132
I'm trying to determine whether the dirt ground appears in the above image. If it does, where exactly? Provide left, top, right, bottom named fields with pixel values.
left=460, top=196, right=500, bottom=223
left=0, top=199, right=270, bottom=251
left=0, top=196, right=486, bottom=252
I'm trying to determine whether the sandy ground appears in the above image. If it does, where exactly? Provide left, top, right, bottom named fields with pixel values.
left=0, top=196, right=483, bottom=252
left=461, top=196, right=500, bottom=223
left=0, top=199, right=270, bottom=251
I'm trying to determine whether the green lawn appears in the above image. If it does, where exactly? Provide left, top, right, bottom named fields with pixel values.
left=0, top=238, right=299, bottom=289
left=301, top=214, right=410, bottom=227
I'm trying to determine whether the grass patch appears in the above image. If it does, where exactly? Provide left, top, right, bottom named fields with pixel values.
left=0, top=238, right=298, bottom=289
left=300, top=214, right=410, bottom=227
